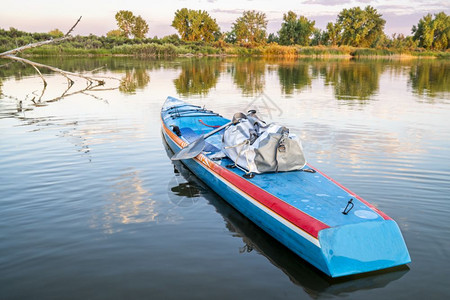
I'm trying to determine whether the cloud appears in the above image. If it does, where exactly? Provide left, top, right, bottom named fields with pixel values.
left=210, top=8, right=245, bottom=15
left=301, top=0, right=345, bottom=5
left=377, top=2, right=449, bottom=15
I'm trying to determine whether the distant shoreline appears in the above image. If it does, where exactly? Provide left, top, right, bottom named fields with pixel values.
left=14, top=44, right=447, bottom=59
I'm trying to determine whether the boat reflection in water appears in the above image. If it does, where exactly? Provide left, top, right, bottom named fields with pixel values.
left=163, top=139, right=408, bottom=297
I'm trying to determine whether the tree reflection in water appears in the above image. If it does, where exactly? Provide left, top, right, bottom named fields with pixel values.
left=174, top=58, right=222, bottom=96
left=229, top=58, right=266, bottom=96
left=119, top=68, right=150, bottom=94
left=278, top=60, right=312, bottom=95
left=409, top=60, right=450, bottom=99
left=320, top=60, right=384, bottom=102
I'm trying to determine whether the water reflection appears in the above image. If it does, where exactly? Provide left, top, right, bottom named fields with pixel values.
left=119, top=69, right=150, bottom=94
left=163, top=139, right=408, bottom=298
left=229, top=58, right=266, bottom=96
left=31, top=56, right=171, bottom=74
left=174, top=58, right=222, bottom=96
left=168, top=165, right=205, bottom=207
left=0, top=58, right=44, bottom=80
left=278, top=61, right=312, bottom=95
left=320, top=61, right=383, bottom=101
left=409, top=60, right=450, bottom=98
left=90, top=169, right=158, bottom=234
left=1, top=57, right=448, bottom=121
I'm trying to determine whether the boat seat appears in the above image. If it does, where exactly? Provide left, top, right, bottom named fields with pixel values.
left=180, top=127, right=220, bottom=153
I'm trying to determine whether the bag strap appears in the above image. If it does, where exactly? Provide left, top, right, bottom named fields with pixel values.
left=275, top=127, right=290, bottom=172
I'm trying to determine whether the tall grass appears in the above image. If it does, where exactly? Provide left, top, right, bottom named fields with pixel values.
left=351, top=48, right=396, bottom=57
left=111, top=43, right=178, bottom=56
left=297, top=46, right=352, bottom=56
left=21, top=43, right=181, bottom=57
left=22, top=45, right=110, bottom=56
left=11, top=40, right=448, bottom=59
left=437, top=52, right=450, bottom=59
left=262, top=44, right=297, bottom=56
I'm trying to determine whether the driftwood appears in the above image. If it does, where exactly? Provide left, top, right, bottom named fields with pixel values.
left=0, top=17, right=81, bottom=58
left=0, top=17, right=115, bottom=105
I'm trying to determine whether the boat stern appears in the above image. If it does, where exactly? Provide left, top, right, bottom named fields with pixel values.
left=318, top=220, right=411, bottom=277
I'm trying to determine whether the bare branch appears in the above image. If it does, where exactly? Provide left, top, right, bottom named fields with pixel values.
left=0, top=17, right=81, bottom=57
left=0, top=36, right=71, bottom=57
left=65, top=16, right=82, bottom=37
left=0, top=17, right=122, bottom=109
left=45, top=81, right=106, bottom=103
left=30, top=64, right=47, bottom=87
left=3, top=54, right=105, bottom=85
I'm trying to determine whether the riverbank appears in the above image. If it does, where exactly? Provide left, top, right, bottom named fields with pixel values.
left=15, top=43, right=450, bottom=59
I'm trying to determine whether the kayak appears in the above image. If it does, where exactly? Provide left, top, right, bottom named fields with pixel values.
left=167, top=155, right=409, bottom=294
left=161, top=96, right=411, bottom=278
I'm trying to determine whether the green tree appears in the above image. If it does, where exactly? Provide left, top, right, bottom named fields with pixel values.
left=310, top=28, right=325, bottom=46
left=336, top=6, right=386, bottom=47
left=48, top=29, right=64, bottom=38
left=324, top=22, right=342, bottom=46
left=267, top=33, right=279, bottom=44
left=388, top=33, right=418, bottom=51
left=232, top=10, right=268, bottom=45
left=161, top=34, right=181, bottom=45
left=412, top=14, right=435, bottom=49
left=114, top=11, right=149, bottom=39
left=278, top=11, right=315, bottom=46
left=132, top=16, right=149, bottom=39
left=433, top=12, right=450, bottom=50
left=106, top=29, right=123, bottom=38
left=224, top=31, right=237, bottom=43
left=115, top=10, right=135, bottom=38
left=412, top=12, right=450, bottom=50
left=172, top=8, right=220, bottom=42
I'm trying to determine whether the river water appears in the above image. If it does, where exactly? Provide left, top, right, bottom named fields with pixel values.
left=0, top=57, right=449, bottom=299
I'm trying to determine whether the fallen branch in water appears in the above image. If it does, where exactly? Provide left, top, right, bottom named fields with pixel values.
left=0, top=16, right=113, bottom=103
left=4, top=55, right=105, bottom=86
left=0, top=17, right=81, bottom=58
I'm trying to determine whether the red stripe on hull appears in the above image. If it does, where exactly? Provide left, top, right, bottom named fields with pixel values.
left=162, top=120, right=330, bottom=238
left=208, top=163, right=330, bottom=238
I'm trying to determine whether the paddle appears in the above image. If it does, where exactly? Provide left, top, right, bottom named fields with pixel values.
left=171, top=112, right=247, bottom=160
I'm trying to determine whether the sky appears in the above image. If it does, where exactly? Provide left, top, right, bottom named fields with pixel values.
left=0, top=0, right=448, bottom=37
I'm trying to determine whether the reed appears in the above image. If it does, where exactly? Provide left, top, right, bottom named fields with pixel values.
left=262, top=44, right=297, bottom=56
left=351, top=48, right=396, bottom=57
left=297, top=46, right=352, bottom=56
left=111, top=43, right=178, bottom=56
left=2, top=34, right=447, bottom=59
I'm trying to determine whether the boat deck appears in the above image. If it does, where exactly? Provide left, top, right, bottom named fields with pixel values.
left=161, top=96, right=410, bottom=277
left=162, top=100, right=385, bottom=229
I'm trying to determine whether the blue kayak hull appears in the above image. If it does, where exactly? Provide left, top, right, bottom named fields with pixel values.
left=161, top=96, right=411, bottom=277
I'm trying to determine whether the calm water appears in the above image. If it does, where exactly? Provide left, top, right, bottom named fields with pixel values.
left=1, top=57, right=449, bottom=299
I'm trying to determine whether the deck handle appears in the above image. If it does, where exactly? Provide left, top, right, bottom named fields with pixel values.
left=342, top=198, right=354, bottom=215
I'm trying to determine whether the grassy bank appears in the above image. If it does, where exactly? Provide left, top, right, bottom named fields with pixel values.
left=1, top=27, right=449, bottom=59
left=1, top=36, right=446, bottom=59
left=18, top=43, right=449, bottom=59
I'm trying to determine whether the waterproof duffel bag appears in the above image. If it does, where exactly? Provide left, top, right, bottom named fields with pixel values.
left=222, top=114, right=306, bottom=174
